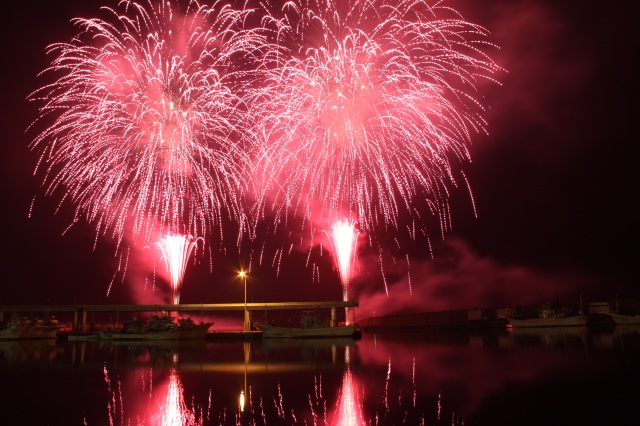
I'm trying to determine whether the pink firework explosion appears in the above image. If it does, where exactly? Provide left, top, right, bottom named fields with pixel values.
left=251, top=0, right=502, bottom=239
left=28, top=0, right=267, bottom=249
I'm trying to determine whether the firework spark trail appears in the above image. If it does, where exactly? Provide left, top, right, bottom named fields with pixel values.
left=103, top=364, right=117, bottom=425
left=156, top=234, right=203, bottom=304
left=28, top=0, right=268, bottom=251
left=251, top=0, right=502, bottom=254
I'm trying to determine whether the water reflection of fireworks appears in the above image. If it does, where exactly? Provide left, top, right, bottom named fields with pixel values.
left=101, top=359, right=461, bottom=425
left=104, top=364, right=205, bottom=426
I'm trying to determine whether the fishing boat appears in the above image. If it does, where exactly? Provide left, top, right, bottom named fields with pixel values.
left=603, top=312, right=640, bottom=325
left=505, top=306, right=587, bottom=328
left=0, top=317, right=62, bottom=339
left=585, top=295, right=640, bottom=326
left=0, top=318, right=27, bottom=340
left=99, top=315, right=212, bottom=341
left=26, top=318, right=63, bottom=339
left=506, top=315, right=588, bottom=328
left=65, top=332, right=101, bottom=341
left=257, top=313, right=361, bottom=339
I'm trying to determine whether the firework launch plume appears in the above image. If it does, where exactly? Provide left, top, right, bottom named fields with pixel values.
left=156, top=234, right=202, bottom=304
left=251, top=0, right=502, bottom=241
left=327, top=219, right=359, bottom=301
left=28, top=0, right=267, bottom=250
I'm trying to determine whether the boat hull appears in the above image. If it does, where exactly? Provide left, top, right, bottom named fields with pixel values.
left=0, top=325, right=25, bottom=340
left=99, top=323, right=212, bottom=341
left=506, top=315, right=588, bottom=328
left=65, top=332, right=101, bottom=341
left=27, top=323, right=62, bottom=339
left=257, top=323, right=359, bottom=338
left=0, top=318, right=60, bottom=340
left=604, top=313, right=640, bottom=325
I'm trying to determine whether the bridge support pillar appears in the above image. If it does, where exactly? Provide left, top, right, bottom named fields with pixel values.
left=82, top=310, right=87, bottom=333
left=244, top=310, right=252, bottom=331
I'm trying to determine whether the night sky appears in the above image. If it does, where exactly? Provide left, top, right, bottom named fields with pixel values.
left=1, top=0, right=636, bottom=319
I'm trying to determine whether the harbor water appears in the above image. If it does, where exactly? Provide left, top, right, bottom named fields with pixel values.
left=1, top=325, right=638, bottom=425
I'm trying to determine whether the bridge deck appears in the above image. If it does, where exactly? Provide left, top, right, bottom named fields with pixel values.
left=0, top=301, right=358, bottom=313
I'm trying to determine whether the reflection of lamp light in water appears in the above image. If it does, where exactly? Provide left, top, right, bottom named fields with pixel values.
left=240, top=341, right=249, bottom=413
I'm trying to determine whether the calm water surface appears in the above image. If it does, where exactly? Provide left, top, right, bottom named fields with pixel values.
left=1, top=326, right=639, bottom=425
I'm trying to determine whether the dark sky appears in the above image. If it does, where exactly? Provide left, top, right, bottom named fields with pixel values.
left=1, top=0, right=637, bottom=318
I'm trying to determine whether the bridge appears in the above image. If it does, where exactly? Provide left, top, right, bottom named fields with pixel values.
left=0, top=301, right=359, bottom=331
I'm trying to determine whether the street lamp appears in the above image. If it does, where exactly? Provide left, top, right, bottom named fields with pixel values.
left=239, top=270, right=248, bottom=331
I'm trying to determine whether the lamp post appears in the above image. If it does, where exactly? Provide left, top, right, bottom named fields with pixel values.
left=239, top=270, right=248, bottom=331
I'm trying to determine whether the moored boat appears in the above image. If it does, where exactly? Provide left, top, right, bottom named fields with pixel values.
left=603, top=312, right=640, bottom=325
left=257, top=313, right=361, bottom=338
left=27, top=318, right=63, bottom=339
left=0, top=317, right=62, bottom=339
left=65, top=332, right=101, bottom=341
left=0, top=318, right=27, bottom=340
left=99, top=315, right=212, bottom=340
left=505, top=305, right=587, bottom=328
left=506, top=315, right=588, bottom=328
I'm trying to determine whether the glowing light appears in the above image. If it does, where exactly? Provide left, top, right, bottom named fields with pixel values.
left=28, top=0, right=266, bottom=250
left=156, top=234, right=202, bottom=305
